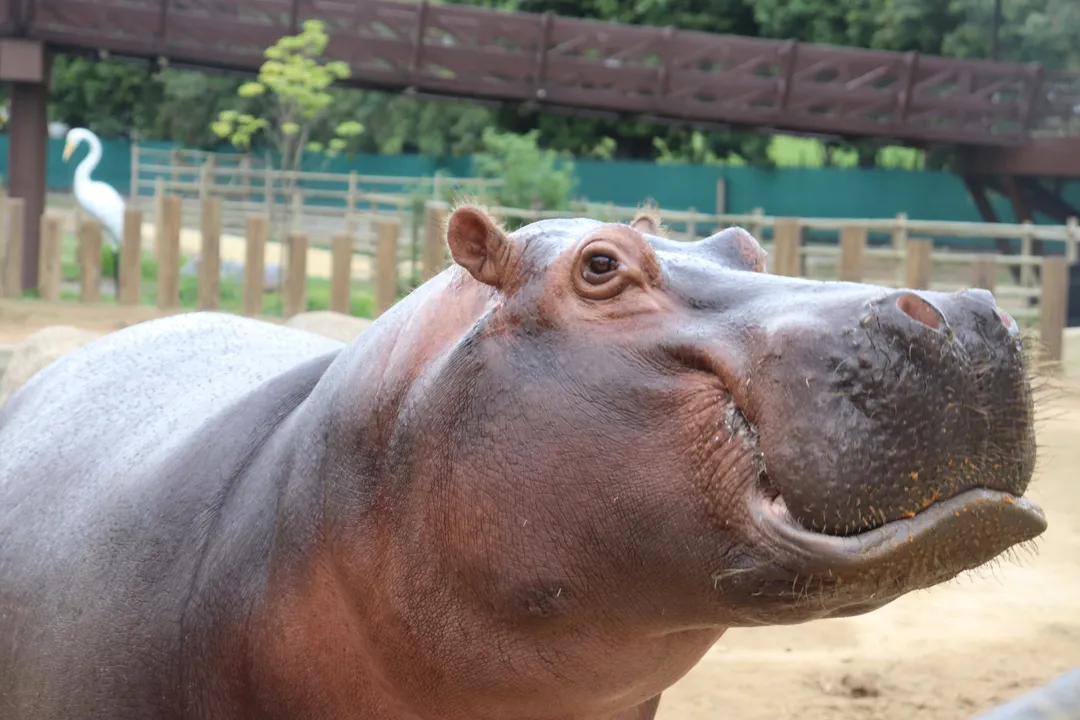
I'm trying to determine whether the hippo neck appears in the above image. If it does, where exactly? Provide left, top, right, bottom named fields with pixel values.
left=251, top=272, right=725, bottom=720
left=251, top=269, right=522, bottom=716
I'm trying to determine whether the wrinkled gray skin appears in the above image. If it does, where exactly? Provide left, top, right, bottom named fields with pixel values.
left=973, top=667, right=1080, bottom=720
left=0, top=213, right=1046, bottom=720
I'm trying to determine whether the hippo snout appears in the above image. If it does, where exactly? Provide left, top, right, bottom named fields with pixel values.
left=749, top=284, right=1035, bottom=537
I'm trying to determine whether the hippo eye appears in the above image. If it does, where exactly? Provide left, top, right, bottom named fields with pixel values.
left=584, top=254, right=619, bottom=282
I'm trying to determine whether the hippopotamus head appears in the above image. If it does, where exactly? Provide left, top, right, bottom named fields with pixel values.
left=335, top=205, right=1044, bottom=716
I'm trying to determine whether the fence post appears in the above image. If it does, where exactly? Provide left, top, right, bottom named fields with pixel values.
left=1066, top=217, right=1078, bottom=265
left=243, top=215, right=269, bottom=317
left=376, top=218, right=400, bottom=317
left=154, top=176, right=165, bottom=260
left=130, top=142, right=140, bottom=201
left=972, top=254, right=997, bottom=294
left=198, top=156, right=213, bottom=201
left=330, top=232, right=353, bottom=315
left=283, top=233, right=308, bottom=318
left=772, top=218, right=801, bottom=277
left=198, top=197, right=222, bottom=311
left=891, top=212, right=908, bottom=287
left=169, top=147, right=179, bottom=188
left=264, top=162, right=273, bottom=215
left=346, top=170, right=358, bottom=234
left=838, top=224, right=866, bottom=283
left=119, top=208, right=143, bottom=306
left=1040, top=256, right=1068, bottom=368
left=905, top=238, right=933, bottom=290
left=1019, top=221, right=1034, bottom=288
left=686, top=207, right=697, bottom=240
left=1, top=197, right=22, bottom=298
left=38, top=213, right=62, bottom=302
left=78, top=218, right=103, bottom=303
left=290, top=191, right=302, bottom=234
left=748, top=207, right=764, bottom=240
left=239, top=155, right=251, bottom=200
left=157, top=195, right=182, bottom=309
left=422, top=202, right=448, bottom=282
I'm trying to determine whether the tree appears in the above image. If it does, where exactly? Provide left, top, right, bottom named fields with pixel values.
left=473, top=128, right=576, bottom=212
left=207, top=19, right=365, bottom=297
left=211, top=19, right=364, bottom=170
left=49, top=55, right=163, bottom=139
left=210, top=18, right=365, bottom=241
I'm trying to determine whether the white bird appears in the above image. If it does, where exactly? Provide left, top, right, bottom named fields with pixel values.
left=63, top=127, right=126, bottom=295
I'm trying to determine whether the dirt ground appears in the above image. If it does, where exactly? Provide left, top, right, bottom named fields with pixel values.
left=1, top=302, right=1078, bottom=720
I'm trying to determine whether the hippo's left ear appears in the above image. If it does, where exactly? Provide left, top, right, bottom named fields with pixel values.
left=446, top=205, right=511, bottom=288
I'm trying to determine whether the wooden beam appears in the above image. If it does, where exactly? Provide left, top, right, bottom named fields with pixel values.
left=422, top=203, right=448, bottom=282
left=198, top=198, right=221, bottom=310
left=37, top=213, right=62, bottom=302
left=119, top=208, right=143, bottom=306
left=156, top=195, right=182, bottom=309
left=243, top=215, right=268, bottom=316
left=1039, top=256, right=1068, bottom=367
left=905, top=238, right=932, bottom=290
left=78, top=218, right=102, bottom=303
left=771, top=218, right=801, bottom=277
left=283, top=233, right=308, bottom=318
left=838, top=224, right=866, bottom=283
left=330, top=232, right=353, bottom=315
left=375, top=218, right=400, bottom=317
left=1, top=197, right=23, bottom=298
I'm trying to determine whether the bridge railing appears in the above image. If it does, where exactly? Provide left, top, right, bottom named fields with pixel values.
left=9, top=0, right=1077, bottom=145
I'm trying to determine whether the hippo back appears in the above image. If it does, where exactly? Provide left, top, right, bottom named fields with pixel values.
left=0, top=312, right=343, bottom=719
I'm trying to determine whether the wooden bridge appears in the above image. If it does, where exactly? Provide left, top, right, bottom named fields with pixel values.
left=0, top=0, right=1078, bottom=291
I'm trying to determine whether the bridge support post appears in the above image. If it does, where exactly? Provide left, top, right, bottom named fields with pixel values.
left=1, top=40, right=50, bottom=293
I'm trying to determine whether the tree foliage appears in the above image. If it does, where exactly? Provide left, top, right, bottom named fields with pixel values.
left=210, top=19, right=364, bottom=169
left=473, top=128, right=576, bottom=210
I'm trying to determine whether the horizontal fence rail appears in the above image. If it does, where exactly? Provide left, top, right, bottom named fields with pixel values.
left=1, top=191, right=1073, bottom=369
left=6, top=0, right=1078, bottom=145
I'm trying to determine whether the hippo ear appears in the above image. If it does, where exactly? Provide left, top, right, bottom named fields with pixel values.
left=446, top=205, right=510, bottom=288
left=630, top=211, right=662, bottom=235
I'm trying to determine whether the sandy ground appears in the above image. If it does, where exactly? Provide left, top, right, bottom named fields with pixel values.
left=1, top=302, right=1079, bottom=719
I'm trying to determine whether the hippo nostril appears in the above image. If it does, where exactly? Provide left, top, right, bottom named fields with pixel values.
left=995, top=306, right=1017, bottom=332
left=895, top=293, right=942, bottom=330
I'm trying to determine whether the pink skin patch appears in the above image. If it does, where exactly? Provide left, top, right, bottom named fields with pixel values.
left=895, top=293, right=942, bottom=330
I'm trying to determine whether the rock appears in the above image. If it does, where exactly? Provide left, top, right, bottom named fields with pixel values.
left=0, top=344, right=13, bottom=378
left=0, top=326, right=103, bottom=405
left=182, top=255, right=282, bottom=291
left=285, top=311, right=372, bottom=344
left=840, top=672, right=882, bottom=698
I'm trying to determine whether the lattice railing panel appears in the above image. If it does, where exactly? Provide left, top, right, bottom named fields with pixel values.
left=12, top=0, right=1078, bottom=145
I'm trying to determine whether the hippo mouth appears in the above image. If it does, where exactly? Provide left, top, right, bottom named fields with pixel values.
left=740, top=442, right=1046, bottom=611
left=716, top=396, right=1046, bottom=612
left=752, top=471, right=1046, bottom=570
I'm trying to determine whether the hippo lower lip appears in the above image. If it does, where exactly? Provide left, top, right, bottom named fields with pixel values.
left=752, top=471, right=1047, bottom=574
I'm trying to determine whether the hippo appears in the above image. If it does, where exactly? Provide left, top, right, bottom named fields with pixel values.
left=0, top=207, right=1046, bottom=719
left=974, top=666, right=1080, bottom=719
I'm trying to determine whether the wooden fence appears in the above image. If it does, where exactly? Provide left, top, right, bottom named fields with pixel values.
left=0, top=196, right=1072, bottom=367
left=130, top=146, right=501, bottom=239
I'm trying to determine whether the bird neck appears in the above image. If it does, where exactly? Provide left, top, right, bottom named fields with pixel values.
left=74, top=135, right=102, bottom=186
